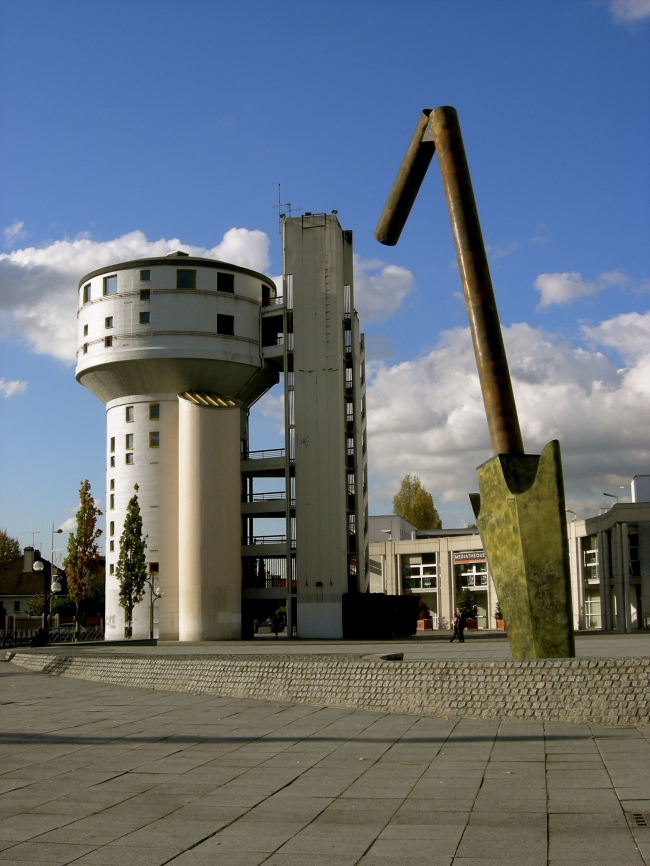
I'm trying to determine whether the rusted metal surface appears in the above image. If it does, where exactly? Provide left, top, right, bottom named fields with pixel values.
left=429, top=106, right=523, bottom=455
left=373, top=110, right=435, bottom=246
left=375, top=105, right=523, bottom=455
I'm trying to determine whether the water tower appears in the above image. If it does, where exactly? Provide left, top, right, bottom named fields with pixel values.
left=76, top=251, right=278, bottom=640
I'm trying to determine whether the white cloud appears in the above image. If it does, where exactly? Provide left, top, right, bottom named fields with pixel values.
left=0, top=228, right=271, bottom=363
left=366, top=311, right=650, bottom=518
left=0, top=378, right=27, bottom=398
left=3, top=221, right=26, bottom=247
left=256, top=389, right=285, bottom=433
left=609, top=0, right=650, bottom=22
left=58, top=517, right=76, bottom=533
left=353, top=255, right=414, bottom=321
left=534, top=269, right=628, bottom=307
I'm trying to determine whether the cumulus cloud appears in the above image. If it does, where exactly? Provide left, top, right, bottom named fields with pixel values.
left=609, top=0, right=650, bottom=22
left=0, top=228, right=271, bottom=363
left=58, top=517, right=76, bottom=533
left=534, top=269, right=628, bottom=307
left=3, top=221, right=26, bottom=247
left=366, top=310, right=650, bottom=517
left=0, top=378, right=27, bottom=398
left=485, top=241, right=519, bottom=260
left=353, top=255, right=414, bottom=321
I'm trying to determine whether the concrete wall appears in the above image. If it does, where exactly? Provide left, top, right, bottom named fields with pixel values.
left=105, top=393, right=179, bottom=640
left=13, top=651, right=650, bottom=727
left=178, top=398, right=242, bottom=640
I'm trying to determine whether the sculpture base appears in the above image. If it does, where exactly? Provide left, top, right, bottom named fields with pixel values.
left=470, top=440, right=575, bottom=659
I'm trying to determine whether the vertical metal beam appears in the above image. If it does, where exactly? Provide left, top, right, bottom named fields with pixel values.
left=429, top=107, right=523, bottom=456
left=619, top=523, right=632, bottom=634
left=597, top=529, right=608, bottom=632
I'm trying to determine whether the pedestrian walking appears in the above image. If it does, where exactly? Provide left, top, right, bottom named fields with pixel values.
left=450, top=607, right=467, bottom=643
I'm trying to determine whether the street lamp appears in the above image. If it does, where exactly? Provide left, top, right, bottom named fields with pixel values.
left=32, top=560, right=47, bottom=637
left=144, top=572, right=163, bottom=640
left=565, top=509, right=577, bottom=522
left=603, top=492, right=618, bottom=505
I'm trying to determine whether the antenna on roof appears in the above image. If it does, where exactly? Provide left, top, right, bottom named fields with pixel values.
left=273, top=184, right=295, bottom=234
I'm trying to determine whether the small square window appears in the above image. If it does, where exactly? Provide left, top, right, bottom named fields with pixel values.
left=104, top=336, right=113, bottom=348
left=149, top=562, right=159, bottom=574
left=110, top=456, right=115, bottom=468
left=83, top=324, right=88, bottom=336
left=149, top=403, right=160, bottom=420
left=110, top=521, right=114, bottom=536
left=83, top=284, right=91, bottom=304
left=126, top=453, right=134, bottom=465
left=110, top=478, right=114, bottom=490
left=125, top=433, right=134, bottom=449
left=110, top=564, right=115, bottom=575
left=109, top=540, right=114, bottom=552
left=140, top=289, right=150, bottom=300
left=139, top=311, right=150, bottom=324
left=217, top=272, right=234, bottom=293
left=140, top=270, right=151, bottom=281
left=217, top=314, right=234, bottom=336
left=110, top=437, right=115, bottom=452
left=105, top=316, right=113, bottom=328
left=83, top=343, right=88, bottom=354
left=110, top=494, right=115, bottom=509
left=103, top=275, right=118, bottom=295
left=126, top=406, right=134, bottom=422
left=176, top=269, right=196, bottom=289
left=149, top=431, right=159, bottom=448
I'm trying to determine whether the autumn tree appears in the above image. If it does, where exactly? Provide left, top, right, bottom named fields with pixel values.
left=116, top=485, right=147, bottom=639
left=0, top=529, right=21, bottom=569
left=392, top=474, right=442, bottom=530
left=62, top=480, right=103, bottom=634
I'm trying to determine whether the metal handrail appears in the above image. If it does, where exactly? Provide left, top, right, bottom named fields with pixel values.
left=242, top=535, right=296, bottom=548
left=242, top=491, right=286, bottom=502
left=245, top=448, right=285, bottom=459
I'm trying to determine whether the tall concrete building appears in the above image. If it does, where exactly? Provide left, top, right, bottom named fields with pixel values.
left=76, top=213, right=367, bottom=641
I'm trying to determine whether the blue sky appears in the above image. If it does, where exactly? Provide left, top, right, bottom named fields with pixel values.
left=1, top=0, right=649, bottom=554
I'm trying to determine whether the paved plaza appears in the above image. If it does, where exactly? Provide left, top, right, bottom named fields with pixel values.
left=39, top=630, right=650, bottom=661
left=2, top=656, right=650, bottom=865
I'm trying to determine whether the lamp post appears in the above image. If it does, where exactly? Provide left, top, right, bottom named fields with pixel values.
left=144, top=573, right=163, bottom=640
left=603, top=492, right=618, bottom=506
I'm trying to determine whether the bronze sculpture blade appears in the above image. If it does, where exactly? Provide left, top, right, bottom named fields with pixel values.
left=373, top=110, right=436, bottom=247
left=374, top=106, right=574, bottom=658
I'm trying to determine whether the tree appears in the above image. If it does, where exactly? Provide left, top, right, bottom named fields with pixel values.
left=392, top=475, right=442, bottom=530
left=116, top=484, right=148, bottom=638
left=456, top=588, right=477, bottom=619
left=62, top=480, right=103, bottom=634
left=0, top=529, right=21, bottom=569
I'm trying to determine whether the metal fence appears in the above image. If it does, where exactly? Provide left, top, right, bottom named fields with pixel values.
left=0, top=626, right=105, bottom=648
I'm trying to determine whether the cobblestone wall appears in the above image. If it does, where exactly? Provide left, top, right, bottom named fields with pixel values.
left=10, top=651, right=650, bottom=726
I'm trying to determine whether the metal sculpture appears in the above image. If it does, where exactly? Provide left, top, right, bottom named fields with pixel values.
left=375, top=106, right=574, bottom=659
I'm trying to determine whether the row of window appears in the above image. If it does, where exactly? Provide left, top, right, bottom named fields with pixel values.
left=110, top=432, right=160, bottom=450
left=82, top=270, right=236, bottom=303
left=82, top=315, right=235, bottom=351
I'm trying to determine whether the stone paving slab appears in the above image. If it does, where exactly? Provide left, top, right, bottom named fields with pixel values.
left=1, top=662, right=650, bottom=864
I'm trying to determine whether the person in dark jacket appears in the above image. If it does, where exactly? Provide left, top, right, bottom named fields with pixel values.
left=450, top=607, right=467, bottom=643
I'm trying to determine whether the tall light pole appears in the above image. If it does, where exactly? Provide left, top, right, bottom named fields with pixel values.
left=144, top=572, right=163, bottom=640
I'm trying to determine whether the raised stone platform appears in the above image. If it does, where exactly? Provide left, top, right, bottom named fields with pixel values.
left=10, top=642, right=650, bottom=727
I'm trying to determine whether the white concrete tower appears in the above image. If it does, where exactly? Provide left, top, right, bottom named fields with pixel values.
left=76, top=252, right=277, bottom=640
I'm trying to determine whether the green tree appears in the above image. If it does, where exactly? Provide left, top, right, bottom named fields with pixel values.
left=0, top=529, right=21, bottom=569
left=392, top=474, right=442, bottom=530
left=116, top=485, right=148, bottom=638
left=456, top=588, right=477, bottom=619
left=62, top=480, right=103, bottom=635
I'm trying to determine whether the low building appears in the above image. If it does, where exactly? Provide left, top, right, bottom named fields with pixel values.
left=370, top=473, right=650, bottom=634
left=567, top=475, right=650, bottom=632
left=368, top=518, right=498, bottom=629
left=0, top=548, right=53, bottom=625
